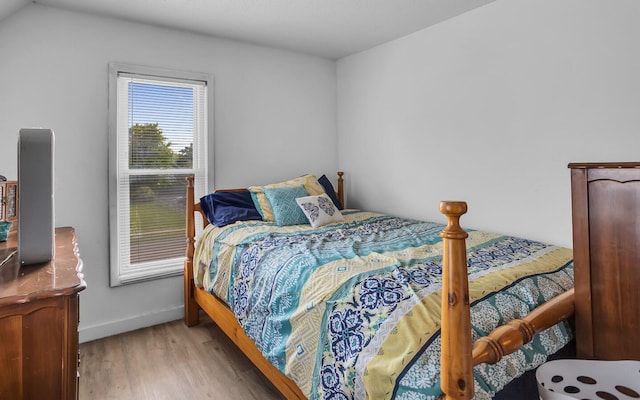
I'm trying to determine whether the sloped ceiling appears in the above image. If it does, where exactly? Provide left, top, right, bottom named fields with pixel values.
left=1, top=0, right=494, bottom=59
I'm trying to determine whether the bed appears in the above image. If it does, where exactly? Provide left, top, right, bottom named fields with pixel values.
left=183, top=172, right=575, bottom=400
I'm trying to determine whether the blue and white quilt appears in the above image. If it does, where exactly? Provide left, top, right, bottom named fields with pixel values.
left=193, top=211, right=574, bottom=399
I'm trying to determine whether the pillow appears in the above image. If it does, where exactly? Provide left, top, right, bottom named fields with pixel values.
left=263, top=185, right=309, bottom=226
left=318, top=174, right=343, bottom=210
left=296, top=193, right=345, bottom=228
left=199, top=190, right=262, bottom=227
left=249, top=174, right=325, bottom=222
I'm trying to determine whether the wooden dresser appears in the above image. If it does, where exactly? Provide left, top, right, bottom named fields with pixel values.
left=569, top=162, right=640, bottom=360
left=0, top=227, right=86, bottom=399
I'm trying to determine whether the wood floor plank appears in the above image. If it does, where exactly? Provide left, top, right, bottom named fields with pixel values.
left=79, top=314, right=285, bottom=400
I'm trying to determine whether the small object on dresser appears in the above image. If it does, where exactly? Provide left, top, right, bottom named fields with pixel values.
left=0, top=221, right=11, bottom=241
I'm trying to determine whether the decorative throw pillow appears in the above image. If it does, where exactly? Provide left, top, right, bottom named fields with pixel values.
left=296, top=193, right=344, bottom=228
left=318, top=174, right=343, bottom=210
left=249, top=174, right=325, bottom=222
left=263, top=185, right=310, bottom=226
left=199, top=190, right=263, bottom=227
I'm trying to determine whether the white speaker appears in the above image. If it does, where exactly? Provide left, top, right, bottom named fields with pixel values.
left=18, top=128, right=55, bottom=265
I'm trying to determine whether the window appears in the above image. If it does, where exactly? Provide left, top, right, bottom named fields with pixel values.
left=108, top=63, right=211, bottom=286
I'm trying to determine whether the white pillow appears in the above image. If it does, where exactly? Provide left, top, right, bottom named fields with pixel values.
left=296, top=193, right=344, bottom=228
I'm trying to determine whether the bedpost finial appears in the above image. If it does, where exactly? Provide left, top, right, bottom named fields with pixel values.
left=440, top=201, right=468, bottom=240
left=439, top=201, right=467, bottom=217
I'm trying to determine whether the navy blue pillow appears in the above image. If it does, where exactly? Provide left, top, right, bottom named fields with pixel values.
left=318, top=174, right=343, bottom=210
left=200, top=190, right=263, bottom=227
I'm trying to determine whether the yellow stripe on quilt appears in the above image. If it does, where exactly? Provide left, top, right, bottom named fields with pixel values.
left=467, top=246, right=573, bottom=302
left=285, top=252, right=401, bottom=396
left=193, top=224, right=218, bottom=288
left=358, top=230, right=495, bottom=399
left=285, top=233, right=447, bottom=396
left=361, top=232, right=573, bottom=400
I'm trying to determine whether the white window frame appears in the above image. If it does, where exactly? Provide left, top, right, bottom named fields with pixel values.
left=108, top=63, right=212, bottom=286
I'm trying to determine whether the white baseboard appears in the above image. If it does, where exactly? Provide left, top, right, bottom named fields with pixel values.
left=79, top=305, right=184, bottom=343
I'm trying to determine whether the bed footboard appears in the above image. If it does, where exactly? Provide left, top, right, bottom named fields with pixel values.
left=439, top=201, right=575, bottom=400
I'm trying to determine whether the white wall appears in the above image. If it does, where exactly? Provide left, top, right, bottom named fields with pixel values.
left=337, top=0, right=640, bottom=247
left=0, top=4, right=337, bottom=342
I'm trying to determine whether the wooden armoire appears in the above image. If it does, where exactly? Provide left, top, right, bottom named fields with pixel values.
left=569, top=162, right=640, bottom=360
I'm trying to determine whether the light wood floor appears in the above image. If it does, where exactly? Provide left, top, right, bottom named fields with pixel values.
left=79, top=313, right=285, bottom=400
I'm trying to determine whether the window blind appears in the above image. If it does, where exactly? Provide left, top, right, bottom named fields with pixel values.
left=109, top=65, right=209, bottom=286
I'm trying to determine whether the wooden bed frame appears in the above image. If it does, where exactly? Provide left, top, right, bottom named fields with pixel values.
left=183, top=172, right=575, bottom=400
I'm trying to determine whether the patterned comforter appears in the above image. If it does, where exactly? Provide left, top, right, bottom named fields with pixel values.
left=193, top=211, right=574, bottom=400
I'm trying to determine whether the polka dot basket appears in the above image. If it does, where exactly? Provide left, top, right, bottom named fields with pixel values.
left=536, top=359, right=640, bottom=400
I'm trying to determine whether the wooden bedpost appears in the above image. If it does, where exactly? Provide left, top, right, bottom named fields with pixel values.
left=439, top=201, right=473, bottom=400
left=184, top=176, right=200, bottom=326
left=337, top=171, right=345, bottom=208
